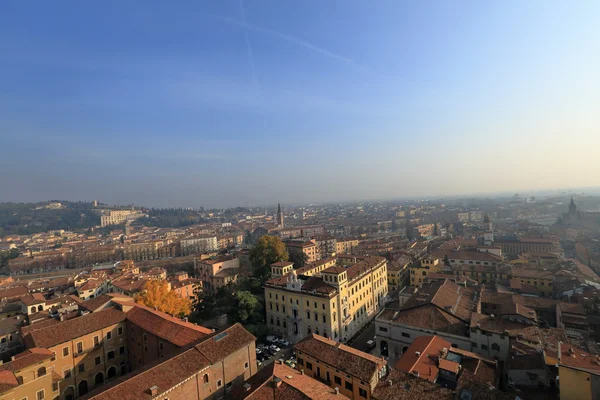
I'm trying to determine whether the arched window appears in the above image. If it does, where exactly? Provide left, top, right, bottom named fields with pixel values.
left=30, top=307, right=36, bottom=313
left=38, top=305, right=43, bottom=312
left=491, top=343, right=500, bottom=351
left=37, top=367, right=46, bottom=377
left=203, top=374, right=209, bottom=384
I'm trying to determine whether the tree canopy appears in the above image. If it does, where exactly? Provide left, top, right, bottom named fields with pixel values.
left=135, top=280, right=191, bottom=317
left=288, top=249, right=308, bottom=268
left=249, top=235, right=288, bottom=282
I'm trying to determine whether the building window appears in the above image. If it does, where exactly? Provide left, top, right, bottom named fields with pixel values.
left=118, top=326, right=123, bottom=335
left=481, top=345, right=488, bottom=350
left=335, top=376, right=342, bottom=385
left=107, top=351, right=115, bottom=360
left=119, top=346, right=125, bottom=355
left=94, top=336, right=99, bottom=346
left=143, top=334, right=147, bottom=342
left=78, top=364, right=85, bottom=373
left=203, top=374, right=209, bottom=384
left=36, top=390, right=45, bottom=400
left=379, top=326, right=388, bottom=333
left=77, top=342, right=83, bottom=354
left=217, top=379, right=222, bottom=388
left=345, top=381, right=353, bottom=391
left=107, top=331, right=112, bottom=340
left=306, top=361, right=313, bottom=371
left=245, top=362, right=249, bottom=369
left=491, top=343, right=500, bottom=351
left=63, top=346, right=69, bottom=357
left=95, top=356, right=101, bottom=366
left=401, top=332, right=410, bottom=338
left=359, top=388, right=368, bottom=398
left=297, top=358, right=304, bottom=366
left=64, top=368, right=72, bottom=378
left=37, top=367, right=46, bottom=377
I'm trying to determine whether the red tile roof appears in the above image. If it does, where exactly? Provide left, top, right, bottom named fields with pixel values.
left=0, top=348, right=53, bottom=373
left=294, top=334, right=386, bottom=382
left=395, top=336, right=449, bottom=382
left=24, top=307, right=126, bottom=348
left=83, top=323, right=255, bottom=400
left=125, top=303, right=212, bottom=347
left=241, top=363, right=346, bottom=400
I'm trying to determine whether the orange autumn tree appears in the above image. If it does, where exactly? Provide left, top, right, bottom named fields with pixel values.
left=135, top=280, right=191, bottom=317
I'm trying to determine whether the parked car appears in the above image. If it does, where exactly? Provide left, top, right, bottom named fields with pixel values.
left=256, top=348, right=262, bottom=354
left=269, top=345, right=281, bottom=352
left=278, top=339, right=290, bottom=347
left=266, top=336, right=278, bottom=343
left=366, top=339, right=376, bottom=351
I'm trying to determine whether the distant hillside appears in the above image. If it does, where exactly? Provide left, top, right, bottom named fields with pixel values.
left=0, top=201, right=100, bottom=236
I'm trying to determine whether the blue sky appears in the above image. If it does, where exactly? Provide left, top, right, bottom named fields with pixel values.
left=1, top=1, right=599, bottom=207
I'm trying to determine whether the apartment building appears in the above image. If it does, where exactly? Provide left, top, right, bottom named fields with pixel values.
left=512, top=268, right=554, bottom=297
left=100, top=210, right=145, bottom=227
left=195, top=256, right=240, bottom=294
left=264, top=256, right=388, bottom=344
left=167, top=272, right=199, bottom=299
left=336, top=239, right=360, bottom=254
left=387, top=257, right=411, bottom=292
left=409, top=256, right=443, bottom=286
left=86, top=323, right=256, bottom=400
left=0, top=348, right=59, bottom=400
left=294, top=334, right=387, bottom=400
left=180, top=235, right=218, bottom=256
left=314, top=236, right=337, bottom=258
left=284, top=240, right=320, bottom=263
left=6, top=298, right=222, bottom=399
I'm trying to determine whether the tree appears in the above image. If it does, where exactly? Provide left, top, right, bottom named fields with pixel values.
left=135, top=280, right=192, bottom=317
left=288, top=249, right=308, bottom=268
left=443, top=254, right=450, bottom=267
left=249, top=235, right=288, bottom=282
left=234, top=291, right=259, bottom=323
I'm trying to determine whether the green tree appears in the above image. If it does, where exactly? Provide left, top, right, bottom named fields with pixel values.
left=443, top=254, right=450, bottom=267
left=249, top=235, right=288, bottom=282
left=234, top=291, right=259, bottom=323
left=288, top=249, right=308, bottom=268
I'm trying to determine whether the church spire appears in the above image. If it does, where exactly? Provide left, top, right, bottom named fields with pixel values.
left=277, top=202, right=284, bottom=228
left=569, top=197, right=577, bottom=216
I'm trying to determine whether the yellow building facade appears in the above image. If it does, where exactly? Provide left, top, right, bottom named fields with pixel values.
left=264, top=256, right=388, bottom=344
left=409, top=256, right=442, bottom=286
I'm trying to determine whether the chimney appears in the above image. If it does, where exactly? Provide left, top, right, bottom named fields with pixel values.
left=335, top=387, right=340, bottom=394
left=148, top=386, right=158, bottom=396
left=300, top=369, right=304, bottom=375
left=388, top=379, right=393, bottom=386
left=243, top=383, right=252, bottom=392
left=273, top=377, right=282, bottom=388
left=415, top=351, right=421, bottom=356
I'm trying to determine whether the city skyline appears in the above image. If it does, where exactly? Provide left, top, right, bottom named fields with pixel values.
left=2, top=1, right=600, bottom=208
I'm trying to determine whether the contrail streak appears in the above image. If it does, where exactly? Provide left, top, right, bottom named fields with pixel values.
left=210, top=12, right=376, bottom=75
left=240, top=0, right=259, bottom=90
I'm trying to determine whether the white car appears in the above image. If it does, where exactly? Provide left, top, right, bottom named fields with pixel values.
left=256, top=348, right=262, bottom=354
left=269, top=345, right=281, bottom=352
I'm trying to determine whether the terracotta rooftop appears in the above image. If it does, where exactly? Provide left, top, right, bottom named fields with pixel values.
left=372, top=369, right=454, bottom=400
left=0, top=348, right=54, bottom=373
left=83, top=323, right=255, bottom=400
left=402, top=279, right=476, bottom=321
left=24, top=307, right=126, bottom=348
left=395, top=336, right=449, bottom=382
left=294, top=334, right=386, bottom=382
left=124, top=303, right=212, bottom=347
left=558, top=342, right=600, bottom=373
left=239, top=362, right=346, bottom=400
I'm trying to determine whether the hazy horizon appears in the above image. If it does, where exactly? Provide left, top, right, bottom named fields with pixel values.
left=2, top=1, right=600, bottom=208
